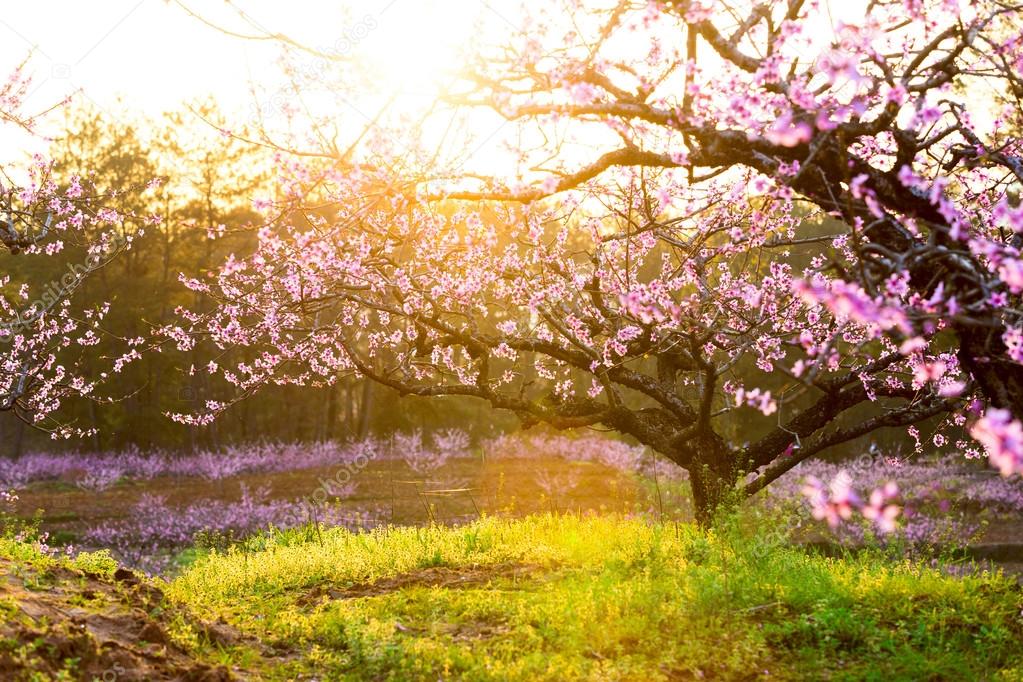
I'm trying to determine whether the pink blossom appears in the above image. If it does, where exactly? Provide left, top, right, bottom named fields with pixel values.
left=802, top=473, right=900, bottom=533
left=970, top=408, right=1023, bottom=477
left=861, top=482, right=901, bottom=533
left=999, top=260, right=1023, bottom=294
left=764, top=113, right=812, bottom=147
left=802, top=472, right=858, bottom=527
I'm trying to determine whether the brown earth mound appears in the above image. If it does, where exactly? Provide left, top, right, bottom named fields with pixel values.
left=0, top=558, right=240, bottom=681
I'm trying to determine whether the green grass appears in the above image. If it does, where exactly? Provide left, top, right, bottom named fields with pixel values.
left=168, top=514, right=1023, bottom=681
left=0, top=535, right=118, bottom=578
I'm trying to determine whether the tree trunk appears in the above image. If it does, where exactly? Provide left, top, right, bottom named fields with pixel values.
left=324, top=384, right=339, bottom=441
left=11, top=417, right=25, bottom=459
left=357, top=379, right=374, bottom=440
left=959, top=327, right=1023, bottom=419
left=687, top=438, right=739, bottom=526
left=688, top=467, right=733, bottom=526
left=88, top=400, right=101, bottom=451
left=344, top=377, right=355, bottom=438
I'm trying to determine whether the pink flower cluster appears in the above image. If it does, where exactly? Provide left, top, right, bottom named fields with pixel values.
left=765, top=450, right=1023, bottom=549
left=970, top=409, right=1023, bottom=477
left=0, top=63, right=157, bottom=435
left=732, top=386, right=778, bottom=416
left=801, top=472, right=900, bottom=533
left=793, top=279, right=910, bottom=338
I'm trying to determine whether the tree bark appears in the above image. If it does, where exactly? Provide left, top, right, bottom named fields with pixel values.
left=324, top=384, right=339, bottom=441
left=686, top=437, right=739, bottom=526
left=357, top=379, right=374, bottom=440
left=958, top=326, right=1023, bottom=418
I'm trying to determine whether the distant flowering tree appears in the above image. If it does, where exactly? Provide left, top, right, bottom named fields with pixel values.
left=178, top=1, right=1023, bottom=523
left=0, top=63, right=153, bottom=438
left=394, top=428, right=469, bottom=476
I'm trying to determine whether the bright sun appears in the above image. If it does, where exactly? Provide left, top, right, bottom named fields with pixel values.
left=306, top=1, right=513, bottom=174
left=347, top=2, right=483, bottom=97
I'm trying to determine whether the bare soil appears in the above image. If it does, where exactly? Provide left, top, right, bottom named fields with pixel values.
left=0, top=558, right=241, bottom=681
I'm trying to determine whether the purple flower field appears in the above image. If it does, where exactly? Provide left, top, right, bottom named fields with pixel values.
left=4, top=431, right=1022, bottom=574
left=83, top=485, right=386, bottom=574
left=0, top=440, right=383, bottom=489
left=761, top=453, right=1023, bottom=550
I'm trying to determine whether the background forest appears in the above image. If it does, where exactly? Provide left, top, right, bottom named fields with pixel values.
left=0, top=102, right=525, bottom=455
left=1, top=101, right=939, bottom=461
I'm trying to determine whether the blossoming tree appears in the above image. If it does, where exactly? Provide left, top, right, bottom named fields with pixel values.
left=177, top=0, right=1023, bottom=522
left=0, top=64, right=150, bottom=438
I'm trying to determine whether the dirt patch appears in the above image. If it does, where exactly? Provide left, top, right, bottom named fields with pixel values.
left=978, top=518, right=1023, bottom=545
left=0, top=558, right=244, bottom=681
left=298, top=562, right=544, bottom=606
left=442, top=617, right=514, bottom=642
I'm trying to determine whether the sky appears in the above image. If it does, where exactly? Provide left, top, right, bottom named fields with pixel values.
left=0, top=0, right=908, bottom=182
left=0, top=0, right=499, bottom=162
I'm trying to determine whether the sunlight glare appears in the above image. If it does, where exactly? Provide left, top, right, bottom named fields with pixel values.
left=354, top=3, right=481, bottom=96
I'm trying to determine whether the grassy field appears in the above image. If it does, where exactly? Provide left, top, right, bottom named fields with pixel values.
left=2, top=513, right=1023, bottom=680
left=170, top=513, right=1023, bottom=681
